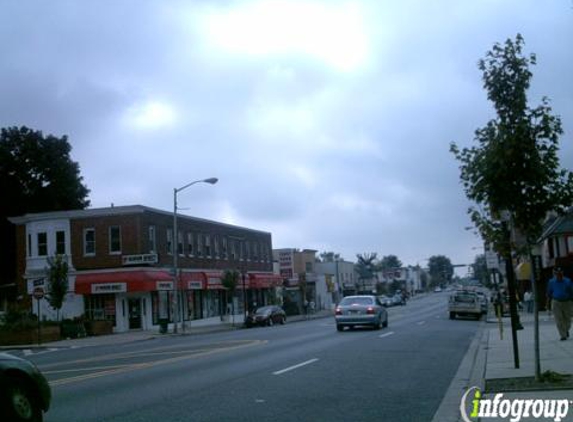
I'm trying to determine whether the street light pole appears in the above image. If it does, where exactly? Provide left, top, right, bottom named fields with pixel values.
left=172, top=177, right=218, bottom=334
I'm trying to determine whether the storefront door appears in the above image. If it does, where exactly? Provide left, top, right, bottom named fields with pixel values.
left=128, top=298, right=142, bottom=329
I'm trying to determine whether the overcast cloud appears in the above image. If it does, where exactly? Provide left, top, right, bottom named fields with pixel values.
left=1, top=0, right=572, bottom=271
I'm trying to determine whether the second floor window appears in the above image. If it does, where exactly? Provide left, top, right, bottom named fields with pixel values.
left=187, top=232, right=194, bottom=256
left=205, top=235, right=211, bottom=257
left=109, top=226, right=121, bottom=254
left=56, top=231, right=66, bottom=255
left=149, top=226, right=156, bottom=253
left=84, top=229, right=95, bottom=256
left=37, top=232, right=47, bottom=256
left=167, top=229, right=173, bottom=255
left=178, top=231, right=184, bottom=256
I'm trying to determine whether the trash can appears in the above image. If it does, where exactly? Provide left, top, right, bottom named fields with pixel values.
left=159, top=318, right=168, bottom=334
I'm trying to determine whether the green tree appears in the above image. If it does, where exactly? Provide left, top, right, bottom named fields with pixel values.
left=0, top=126, right=90, bottom=297
left=318, top=251, right=342, bottom=262
left=379, top=255, right=403, bottom=272
left=46, top=254, right=69, bottom=321
left=472, top=254, right=490, bottom=286
left=450, top=35, right=573, bottom=253
left=428, top=255, right=453, bottom=287
left=222, top=269, right=239, bottom=324
left=450, top=35, right=573, bottom=380
left=355, top=253, right=377, bottom=293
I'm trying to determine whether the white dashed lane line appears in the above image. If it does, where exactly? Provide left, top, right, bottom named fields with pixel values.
left=379, top=331, right=395, bottom=338
left=273, top=358, right=319, bottom=375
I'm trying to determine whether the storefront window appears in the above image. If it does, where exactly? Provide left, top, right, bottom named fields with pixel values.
left=85, top=294, right=116, bottom=324
left=151, top=291, right=172, bottom=324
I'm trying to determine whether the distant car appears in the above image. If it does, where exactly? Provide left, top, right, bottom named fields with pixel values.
left=335, top=295, right=388, bottom=331
left=391, top=293, right=406, bottom=306
left=245, top=305, right=286, bottom=327
left=434, top=287, right=442, bottom=293
left=0, top=352, right=51, bottom=422
left=448, top=290, right=482, bottom=320
left=377, top=295, right=393, bottom=307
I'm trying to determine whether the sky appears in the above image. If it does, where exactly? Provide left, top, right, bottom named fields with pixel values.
left=1, top=0, right=572, bottom=272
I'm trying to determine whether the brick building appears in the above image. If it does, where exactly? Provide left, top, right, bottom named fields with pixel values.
left=9, top=205, right=281, bottom=332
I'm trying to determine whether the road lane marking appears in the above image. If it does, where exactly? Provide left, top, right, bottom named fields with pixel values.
left=23, top=349, right=32, bottom=356
left=49, top=340, right=267, bottom=387
left=417, top=321, right=426, bottom=325
left=273, top=358, right=319, bottom=375
left=379, top=331, right=395, bottom=338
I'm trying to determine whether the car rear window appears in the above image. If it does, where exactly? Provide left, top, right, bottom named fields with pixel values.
left=340, top=297, right=373, bottom=306
left=453, top=294, right=476, bottom=303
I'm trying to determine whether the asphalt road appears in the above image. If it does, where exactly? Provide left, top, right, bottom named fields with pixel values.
left=21, top=293, right=481, bottom=422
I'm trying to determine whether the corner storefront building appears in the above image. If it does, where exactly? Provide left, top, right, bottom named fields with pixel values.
left=9, top=205, right=282, bottom=332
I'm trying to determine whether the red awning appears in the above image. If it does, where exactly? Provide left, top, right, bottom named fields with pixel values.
left=204, top=271, right=223, bottom=290
left=76, top=270, right=173, bottom=294
left=249, top=273, right=283, bottom=289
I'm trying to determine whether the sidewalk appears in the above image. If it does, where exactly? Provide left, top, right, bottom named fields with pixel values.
left=0, top=310, right=333, bottom=350
left=480, top=311, right=573, bottom=421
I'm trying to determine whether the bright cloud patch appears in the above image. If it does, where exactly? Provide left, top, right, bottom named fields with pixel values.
left=200, top=0, right=369, bottom=72
left=124, top=101, right=177, bottom=130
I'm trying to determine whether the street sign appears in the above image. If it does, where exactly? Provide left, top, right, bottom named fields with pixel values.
left=33, top=287, right=45, bottom=300
left=485, top=251, right=499, bottom=270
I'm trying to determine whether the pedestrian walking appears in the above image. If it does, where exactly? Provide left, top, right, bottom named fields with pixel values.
left=523, top=289, right=533, bottom=313
left=546, top=267, right=573, bottom=341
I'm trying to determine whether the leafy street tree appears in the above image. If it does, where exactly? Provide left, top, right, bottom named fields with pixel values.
left=222, top=269, right=239, bottom=324
left=378, top=255, right=403, bottom=272
left=472, top=254, right=490, bottom=287
left=318, top=251, right=342, bottom=262
left=355, top=253, right=378, bottom=293
left=450, top=34, right=573, bottom=379
left=0, top=126, right=90, bottom=297
left=46, top=254, right=69, bottom=321
left=427, top=255, right=453, bottom=287
left=450, top=35, right=573, bottom=252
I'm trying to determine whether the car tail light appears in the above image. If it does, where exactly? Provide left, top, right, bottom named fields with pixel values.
left=366, top=307, right=375, bottom=314
left=335, top=308, right=342, bottom=315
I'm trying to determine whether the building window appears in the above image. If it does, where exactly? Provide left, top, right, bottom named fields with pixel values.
left=197, top=234, right=203, bottom=257
left=167, top=229, right=173, bottom=255
left=205, top=235, right=211, bottom=258
left=245, top=241, right=250, bottom=261
left=222, top=237, right=227, bottom=259
left=109, top=226, right=121, bottom=254
left=178, top=231, right=184, bottom=256
left=37, top=232, right=47, bottom=256
left=305, top=262, right=313, bottom=273
left=84, top=228, right=95, bottom=256
left=187, top=232, right=194, bottom=256
left=213, top=235, right=219, bottom=258
left=149, top=225, right=157, bottom=253
left=253, top=242, right=259, bottom=261
left=84, top=294, right=116, bottom=324
left=230, top=241, right=237, bottom=261
left=56, top=231, right=66, bottom=255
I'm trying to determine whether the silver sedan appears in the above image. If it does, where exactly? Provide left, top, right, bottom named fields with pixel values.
left=334, top=295, right=389, bottom=331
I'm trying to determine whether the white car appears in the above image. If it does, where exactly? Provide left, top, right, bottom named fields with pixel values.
left=335, top=295, right=389, bottom=331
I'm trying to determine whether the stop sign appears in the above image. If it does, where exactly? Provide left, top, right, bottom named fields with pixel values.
left=33, top=287, right=45, bottom=300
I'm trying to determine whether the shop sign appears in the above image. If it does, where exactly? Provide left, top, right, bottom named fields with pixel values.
left=188, top=281, right=203, bottom=290
left=156, top=281, right=174, bottom=291
left=122, top=254, right=158, bottom=266
left=91, top=283, right=127, bottom=294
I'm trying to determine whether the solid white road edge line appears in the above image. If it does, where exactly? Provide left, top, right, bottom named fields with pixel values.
left=273, top=358, right=319, bottom=375
left=379, top=331, right=395, bottom=338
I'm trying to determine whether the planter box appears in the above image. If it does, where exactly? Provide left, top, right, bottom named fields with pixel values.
left=0, top=326, right=61, bottom=346
left=85, top=320, right=113, bottom=336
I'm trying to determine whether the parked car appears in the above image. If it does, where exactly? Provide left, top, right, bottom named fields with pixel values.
left=434, top=287, right=442, bottom=293
left=0, top=352, right=51, bottom=422
left=335, top=295, right=388, bottom=331
left=391, top=293, right=406, bottom=306
left=448, top=290, right=482, bottom=320
left=377, top=295, right=393, bottom=307
left=245, top=305, right=286, bottom=327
